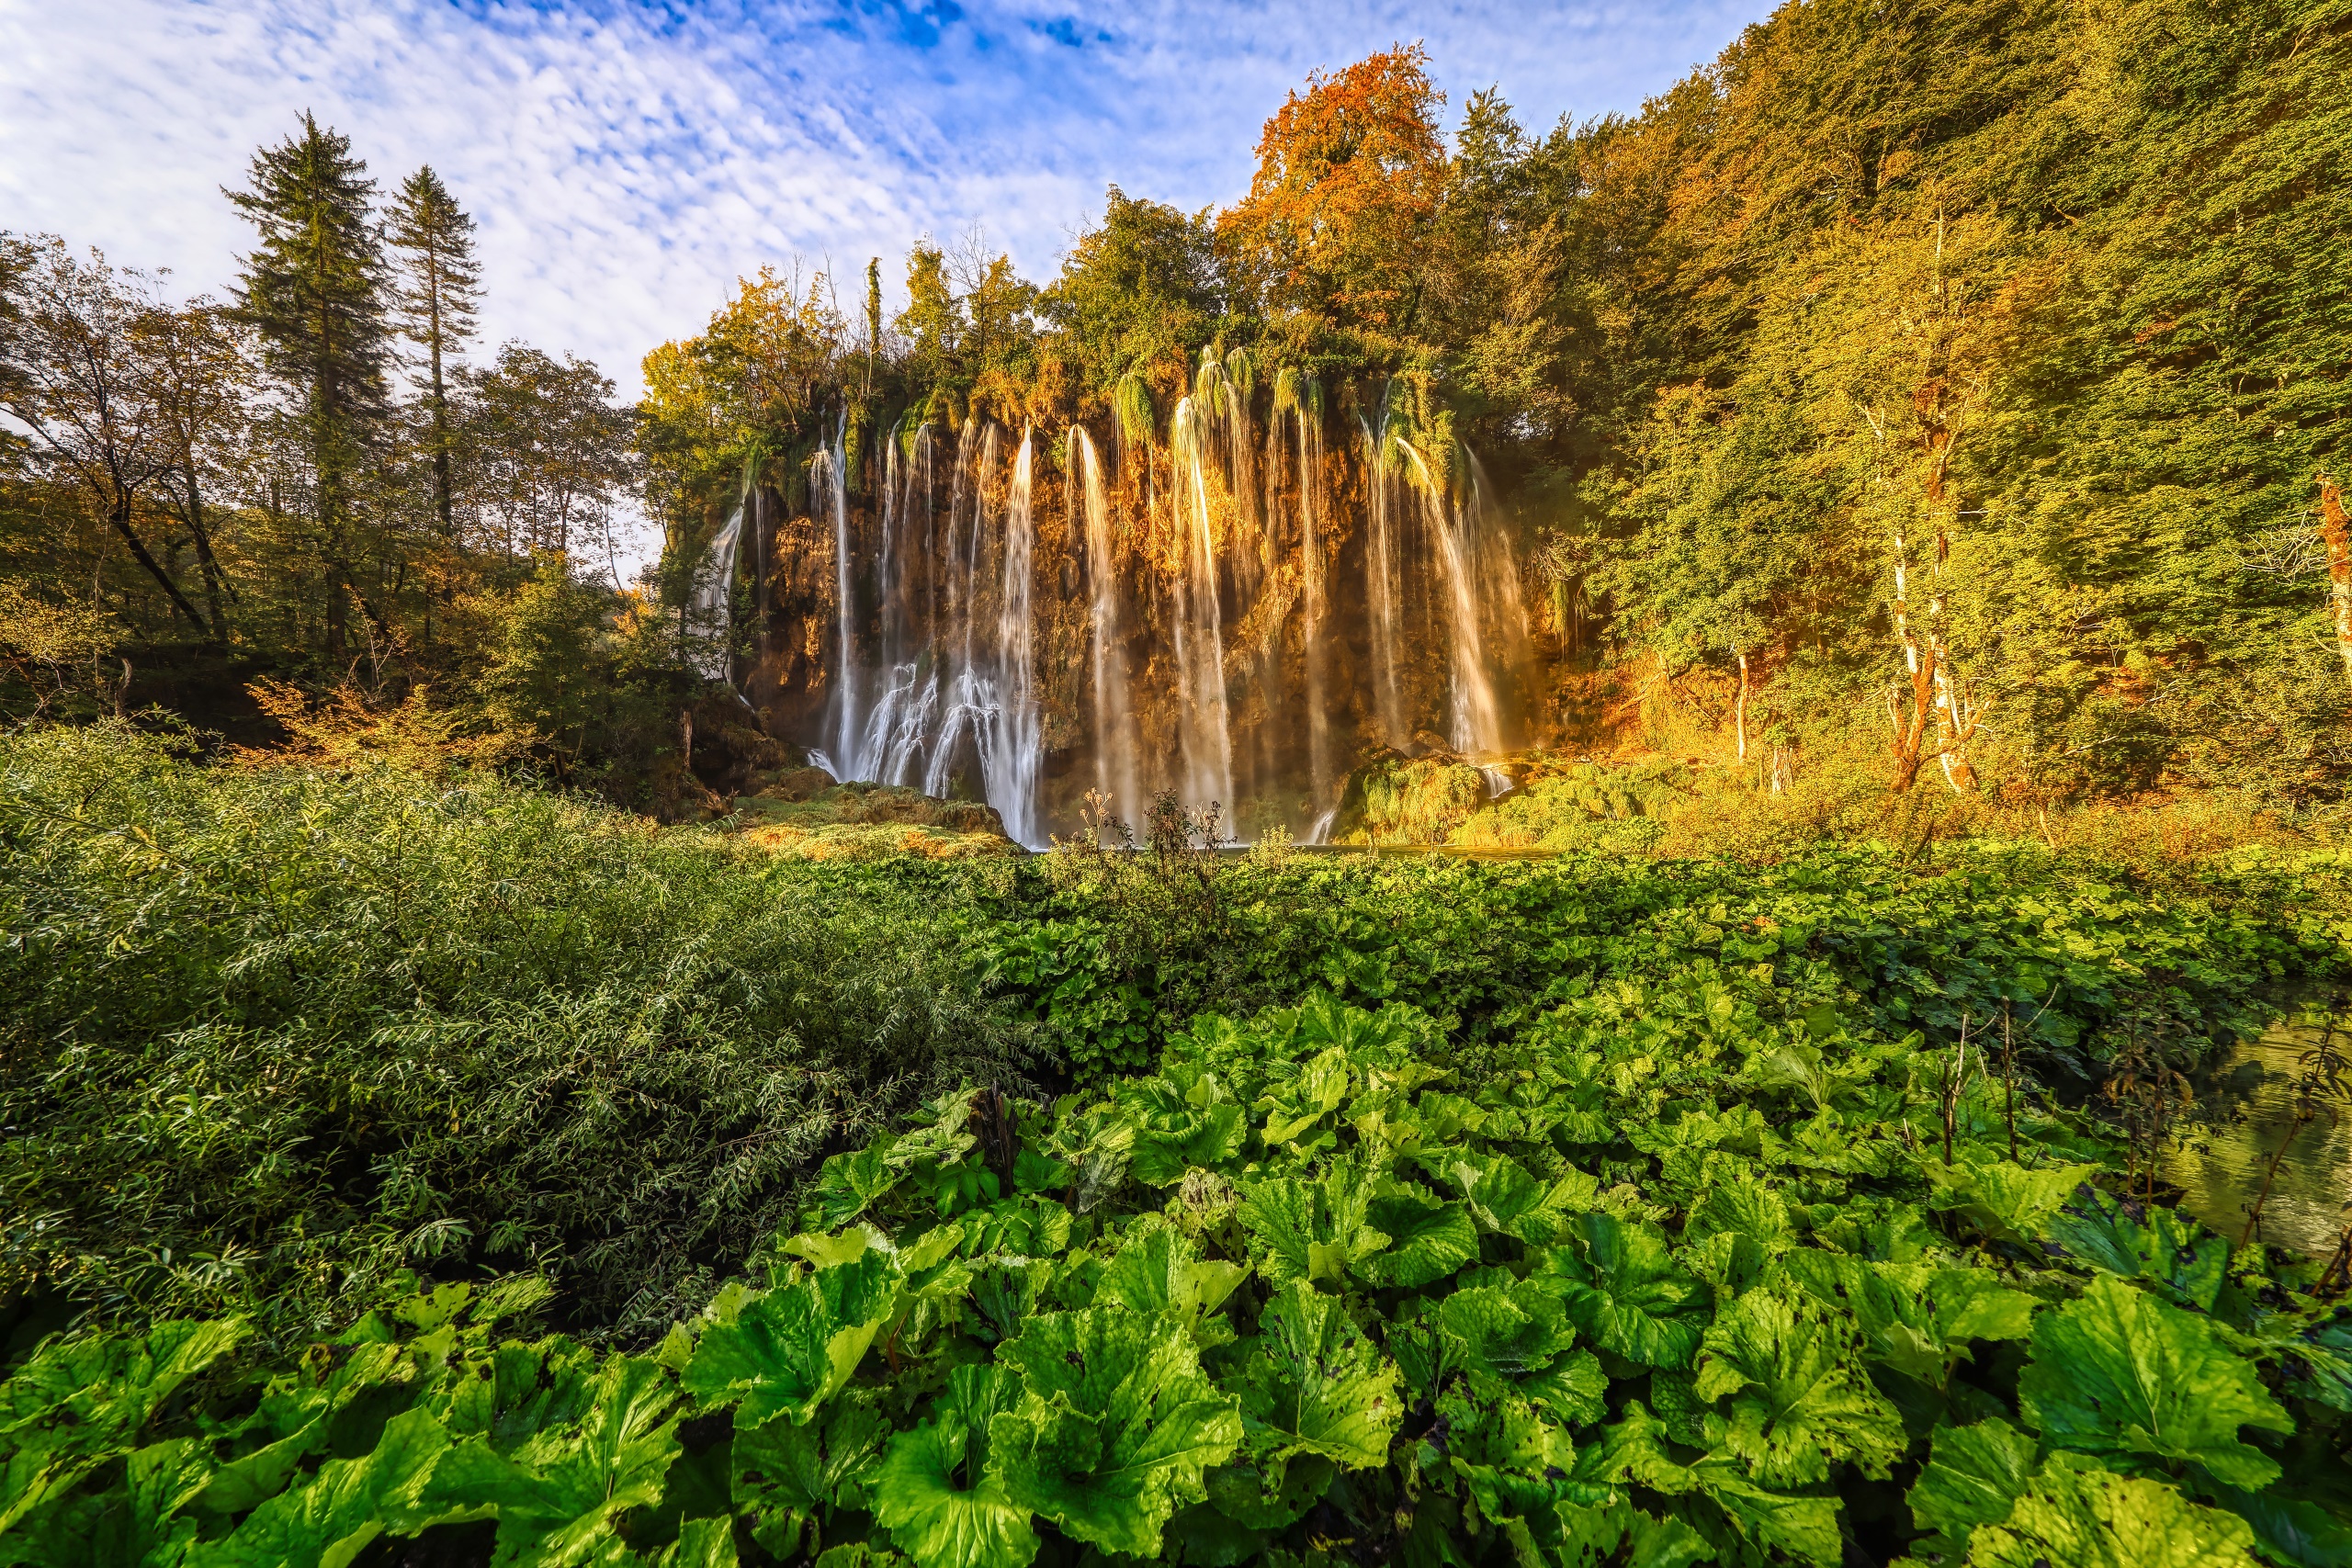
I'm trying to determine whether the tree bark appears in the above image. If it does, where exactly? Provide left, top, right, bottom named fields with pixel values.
left=2322, top=475, right=2352, bottom=688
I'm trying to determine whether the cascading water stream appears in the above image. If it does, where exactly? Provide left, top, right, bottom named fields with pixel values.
left=1072, top=426, right=1139, bottom=826
left=686, top=504, right=743, bottom=682
left=992, top=433, right=1041, bottom=843
left=1362, top=412, right=1408, bottom=742
left=1397, top=438, right=1505, bottom=755
left=1292, top=387, right=1332, bottom=809
left=1170, top=395, right=1238, bottom=825
left=820, top=415, right=857, bottom=773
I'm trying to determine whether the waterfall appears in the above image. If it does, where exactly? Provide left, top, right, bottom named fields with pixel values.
left=1294, top=384, right=1332, bottom=808
left=1074, top=426, right=1139, bottom=826
left=1363, top=412, right=1408, bottom=742
left=990, top=431, right=1041, bottom=843
left=763, top=367, right=1533, bottom=846
left=856, top=423, right=1036, bottom=845
left=1396, top=440, right=1504, bottom=755
left=1170, top=395, right=1237, bottom=825
left=685, top=503, right=743, bottom=682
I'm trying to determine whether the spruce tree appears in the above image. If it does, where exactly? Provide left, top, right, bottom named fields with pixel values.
left=865, top=256, right=881, bottom=399
left=387, top=166, right=480, bottom=541
left=226, top=113, right=389, bottom=660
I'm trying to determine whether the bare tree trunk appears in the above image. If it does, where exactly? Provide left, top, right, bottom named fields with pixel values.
left=1734, top=647, right=1750, bottom=761
left=1889, top=519, right=1933, bottom=791
left=2322, top=475, right=2352, bottom=688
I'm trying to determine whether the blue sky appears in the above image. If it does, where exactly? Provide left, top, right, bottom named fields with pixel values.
left=2, top=0, right=1770, bottom=402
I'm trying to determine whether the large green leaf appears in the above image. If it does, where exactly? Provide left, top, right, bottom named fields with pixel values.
left=1693, top=1288, right=1906, bottom=1486
left=1436, top=1284, right=1581, bottom=1386
left=1236, top=1165, right=1385, bottom=1291
left=1774, top=1254, right=2038, bottom=1385
left=683, top=1254, right=899, bottom=1429
left=990, top=1307, right=1243, bottom=1556
left=1200, top=1455, right=1335, bottom=1531
left=1095, top=1220, right=1247, bottom=1333
left=1905, top=1418, right=2038, bottom=1558
left=1232, top=1283, right=1401, bottom=1471
left=1255, top=1047, right=1353, bottom=1149
left=1444, top=1152, right=1585, bottom=1247
left=420, top=1353, right=684, bottom=1566
left=435, top=1337, right=599, bottom=1452
left=658, top=1517, right=740, bottom=1568
left=2019, top=1275, right=2291, bottom=1490
left=732, top=1392, right=886, bottom=1549
left=1123, top=1066, right=1250, bottom=1185
left=1686, top=1452, right=1844, bottom=1568
left=1357, top=1190, right=1478, bottom=1290
left=9, top=1437, right=210, bottom=1568
left=1969, top=1453, right=2259, bottom=1568
left=1922, top=1156, right=2099, bottom=1246
left=1541, top=1213, right=1711, bottom=1370
left=187, top=1406, right=449, bottom=1568
left=2047, top=1190, right=2230, bottom=1313
left=194, top=1340, right=415, bottom=1518
left=1, top=1318, right=249, bottom=1539
left=872, top=1366, right=1037, bottom=1568
left=802, top=1144, right=905, bottom=1232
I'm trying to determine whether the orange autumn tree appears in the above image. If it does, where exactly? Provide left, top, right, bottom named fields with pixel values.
left=1219, top=44, right=1448, bottom=332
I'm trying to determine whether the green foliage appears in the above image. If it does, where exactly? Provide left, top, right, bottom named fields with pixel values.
left=0, top=727, right=1030, bottom=1342
left=7, top=738, right=2352, bottom=1565
left=17, top=965, right=2352, bottom=1567
left=973, top=830, right=2339, bottom=1088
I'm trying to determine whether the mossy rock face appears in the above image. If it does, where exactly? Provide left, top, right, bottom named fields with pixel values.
left=728, top=770, right=1013, bottom=855
left=741, top=821, right=1017, bottom=860
left=757, top=766, right=839, bottom=803
left=1448, top=756, right=1694, bottom=850
left=1329, top=749, right=1492, bottom=844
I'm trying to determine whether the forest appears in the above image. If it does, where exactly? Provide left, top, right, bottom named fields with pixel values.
left=3, top=0, right=2351, bottom=1563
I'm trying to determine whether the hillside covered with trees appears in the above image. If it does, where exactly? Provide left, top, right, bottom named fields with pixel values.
left=2, top=0, right=2343, bottom=834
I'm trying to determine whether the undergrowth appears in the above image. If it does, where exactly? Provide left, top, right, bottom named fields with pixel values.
left=0, top=724, right=1032, bottom=1347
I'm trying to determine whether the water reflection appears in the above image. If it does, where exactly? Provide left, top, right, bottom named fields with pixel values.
left=2166, top=999, right=2352, bottom=1256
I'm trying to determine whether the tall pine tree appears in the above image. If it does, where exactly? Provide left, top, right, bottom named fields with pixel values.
left=226, top=113, right=389, bottom=660
left=387, top=166, right=480, bottom=541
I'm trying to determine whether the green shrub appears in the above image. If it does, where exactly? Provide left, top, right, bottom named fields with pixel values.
left=0, top=724, right=1030, bottom=1344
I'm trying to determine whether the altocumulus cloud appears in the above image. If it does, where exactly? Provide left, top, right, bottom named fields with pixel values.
left=0, top=0, right=1767, bottom=395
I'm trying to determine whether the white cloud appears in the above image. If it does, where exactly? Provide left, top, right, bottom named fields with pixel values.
left=2, top=0, right=1768, bottom=564
left=4, top=0, right=1766, bottom=376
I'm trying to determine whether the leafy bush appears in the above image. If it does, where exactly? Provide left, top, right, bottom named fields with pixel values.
left=8, top=987, right=2348, bottom=1567
left=933, top=834, right=2345, bottom=1083
left=0, top=725, right=1031, bottom=1344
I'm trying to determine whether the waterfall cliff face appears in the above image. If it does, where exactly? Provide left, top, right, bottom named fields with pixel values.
left=722, top=371, right=1533, bottom=847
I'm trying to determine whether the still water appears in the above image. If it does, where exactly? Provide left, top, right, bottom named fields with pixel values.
left=2167, top=1001, right=2352, bottom=1257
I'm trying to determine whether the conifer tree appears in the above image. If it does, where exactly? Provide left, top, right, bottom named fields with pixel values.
left=225, top=113, right=389, bottom=660
left=865, top=256, right=881, bottom=400
left=387, top=166, right=480, bottom=540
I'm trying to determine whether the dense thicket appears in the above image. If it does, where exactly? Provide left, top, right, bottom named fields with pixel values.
left=7, top=725, right=2340, bottom=1353
left=0, top=726, right=1029, bottom=1345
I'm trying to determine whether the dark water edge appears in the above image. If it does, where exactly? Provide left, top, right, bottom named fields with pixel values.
left=2167, top=996, right=2352, bottom=1257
